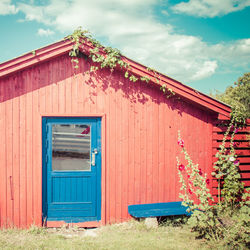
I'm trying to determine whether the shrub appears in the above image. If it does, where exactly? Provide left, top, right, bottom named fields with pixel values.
left=212, top=118, right=244, bottom=207
left=177, top=129, right=249, bottom=249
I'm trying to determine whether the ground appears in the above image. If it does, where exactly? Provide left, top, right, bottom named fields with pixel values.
left=0, top=220, right=213, bottom=249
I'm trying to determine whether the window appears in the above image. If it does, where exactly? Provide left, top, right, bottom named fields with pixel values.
left=52, top=124, right=91, bottom=171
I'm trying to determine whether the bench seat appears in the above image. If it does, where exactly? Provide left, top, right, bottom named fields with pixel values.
left=128, top=201, right=191, bottom=218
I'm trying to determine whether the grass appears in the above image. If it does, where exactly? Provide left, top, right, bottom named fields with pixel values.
left=0, top=220, right=212, bottom=250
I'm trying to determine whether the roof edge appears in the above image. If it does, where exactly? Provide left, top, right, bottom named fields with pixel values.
left=0, top=39, right=231, bottom=117
left=123, top=57, right=231, bottom=116
left=0, top=40, right=73, bottom=78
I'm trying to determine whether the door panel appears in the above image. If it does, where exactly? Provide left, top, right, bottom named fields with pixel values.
left=42, top=117, right=101, bottom=223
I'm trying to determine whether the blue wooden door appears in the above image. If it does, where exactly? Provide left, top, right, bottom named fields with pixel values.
left=42, top=117, right=101, bottom=223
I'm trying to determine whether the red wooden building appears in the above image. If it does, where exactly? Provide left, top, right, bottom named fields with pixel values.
left=0, top=39, right=249, bottom=228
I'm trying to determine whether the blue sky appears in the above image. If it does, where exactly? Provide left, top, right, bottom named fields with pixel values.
left=0, top=0, right=249, bottom=94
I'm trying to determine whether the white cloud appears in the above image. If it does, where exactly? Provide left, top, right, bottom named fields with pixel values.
left=172, top=0, right=250, bottom=18
left=0, top=0, right=18, bottom=15
left=37, top=28, right=55, bottom=36
left=210, top=39, right=250, bottom=68
left=15, top=0, right=250, bottom=83
left=191, top=61, right=217, bottom=81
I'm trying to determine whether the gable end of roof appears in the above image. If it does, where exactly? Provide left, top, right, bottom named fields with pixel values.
left=0, top=39, right=231, bottom=117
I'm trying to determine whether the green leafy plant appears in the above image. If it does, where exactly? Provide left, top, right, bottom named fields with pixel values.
left=212, top=118, right=244, bottom=207
left=176, top=131, right=217, bottom=239
left=176, top=131, right=214, bottom=212
left=211, top=72, right=250, bottom=123
left=65, top=27, right=175, bottom=98
left=160, top=84, right=175, bottom=98
left=159, top=215, right=188, bottom=227
left=140, top=76, right=150, bottom=83
left=177, top=129, right=249, bottom=248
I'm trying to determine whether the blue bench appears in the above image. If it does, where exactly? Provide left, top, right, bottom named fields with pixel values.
left=128, top=201, right=191, bottom=218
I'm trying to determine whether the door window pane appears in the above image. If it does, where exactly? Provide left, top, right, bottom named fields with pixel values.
left=52, top=124, right=91, bottom=171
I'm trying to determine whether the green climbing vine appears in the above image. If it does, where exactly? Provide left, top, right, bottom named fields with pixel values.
left=160, top=84, right=175, bottom=98
left=65, top=27, right=175, bottom=98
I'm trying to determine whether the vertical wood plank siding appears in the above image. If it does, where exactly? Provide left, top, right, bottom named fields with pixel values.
left=0, top=54, right=214, bottom=228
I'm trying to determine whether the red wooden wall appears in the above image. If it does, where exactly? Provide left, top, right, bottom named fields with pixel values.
left=212, top=120, right=250, bottom=200
left=0, top=54, right=215, bottom=228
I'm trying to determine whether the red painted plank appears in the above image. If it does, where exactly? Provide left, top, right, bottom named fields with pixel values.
left=164, top=100, right=171, bottom=202
left=52, top=59, right=59, bottom=113
left=212, top=178, right=250, bottom=186
left=12, top=76, right=20, bottom=228
left=146, top=85, right=153, bottom=204
left=76, top=75, right=84, bottom=114
left=240, top=172, right=250, bottom=179
left=212, top=133, right=249, bottom=141
left=239, top=165, right=250, bottom=171
left=209, top=118, right=215, bottom=193
left=19, top=75, right=27, bottom=228
left=115, top=79, right=122, bottom=222
left=212, top=148, right=250, bottom=156
left=235, top=158, right=250, bottom=164
left=45, top=62, right=52, bottom=113
left=26, top=70, right=33, bottom=227
left=32, top=67, right=42, bottom=226
left=108, top=86, right=116, bottom=223
left=217, top=113, right=231, bottom=120
left=169, top=100, right=178, bottom=202
left=38, top=63, right=46, bottom=114
left=127, top=87, right=135, bottom=207
left=96, top=79, right=105, bottom=114
left=134, top=82, right=141, bottom=205
left=139, top=87, right=147, bottom=205
left=213, top=157, right=250, bottom=164
left=94, top=74, right=107, bottom=223
left=5, top=78, right=14, bottom=227
left=152, top=87, right=159, bottom=203
left=158, top=95, right=165, bottom=202
left=212, top=141, right=250, bottom=148
left=65, top=58, right=72, bottom=113
left=242, top=179, right=250, bottom=187
left=0, top=81, right=7, bottom=227
left=100, top=115, right=107, bottom=224
left=213, top=126, right=249, bottom=132
left=58, top=57, right=66, bottom=114
left=104, top=88, right=110, bottom=224
left=121, top=86, right=129, bottom=220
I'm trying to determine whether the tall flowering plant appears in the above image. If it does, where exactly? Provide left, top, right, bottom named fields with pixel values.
left=176, top=131, right=213, bottom=212
left=177, top=125, right=249, bottom=245
left=212, top=119, right=244, bottom=207
left=177, top=131, right=220, bottom=240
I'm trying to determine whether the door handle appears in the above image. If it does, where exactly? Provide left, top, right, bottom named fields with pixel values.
left=91, top=149, right=98, bottom=166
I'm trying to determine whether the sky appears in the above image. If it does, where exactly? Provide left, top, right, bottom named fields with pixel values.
left=0, top=0, right=250, bottom=95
